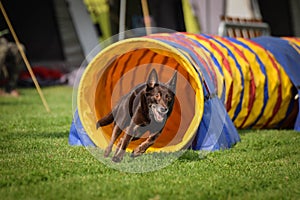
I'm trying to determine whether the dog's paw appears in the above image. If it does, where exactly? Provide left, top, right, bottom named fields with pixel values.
left=112, top=156, right=122, bottom=163
left=104, top=146, right=112, bottom=157
left=130, top=152, right=135, bottom=158
left=104, top=150, right=110, bottom=158
left=131, top=151, right=142, bottom=158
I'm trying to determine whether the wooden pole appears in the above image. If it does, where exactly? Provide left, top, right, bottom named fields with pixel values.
left=119, top=0, right=126, bottom=40
left=141, top=0, right=151, bottom=35
left=0, top=1, right=51, bottom=112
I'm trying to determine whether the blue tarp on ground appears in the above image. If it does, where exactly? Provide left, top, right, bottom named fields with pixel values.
left=69, top=110, right=96, bottom=146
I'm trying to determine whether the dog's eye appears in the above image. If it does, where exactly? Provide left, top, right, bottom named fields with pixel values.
left=165, top=95, right=172, bottom=102
left=155, top=94, right=160, bottom=99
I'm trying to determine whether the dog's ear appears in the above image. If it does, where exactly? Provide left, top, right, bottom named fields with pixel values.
left=166, top=71, right=177, bottom=93
left=147, top=69, right=158, bottom=89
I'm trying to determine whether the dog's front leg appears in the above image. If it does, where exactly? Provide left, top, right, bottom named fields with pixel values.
left=104, top=125, right=122, bottom=157
left=131, top=132, right=161, bottom=158
left=112, top=133, right=133, bottom=162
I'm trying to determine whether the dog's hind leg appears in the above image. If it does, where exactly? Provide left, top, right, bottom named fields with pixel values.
left=104, top=124, right=122, bottom=157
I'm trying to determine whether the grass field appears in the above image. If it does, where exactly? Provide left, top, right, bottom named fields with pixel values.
left=0, top=86, right=299, bottom=200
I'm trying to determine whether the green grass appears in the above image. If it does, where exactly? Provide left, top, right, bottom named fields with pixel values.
left=0, top=86, right=300, bottom=200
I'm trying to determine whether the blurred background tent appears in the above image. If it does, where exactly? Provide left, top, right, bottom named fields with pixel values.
left=0, top=0, right=299, bottom=78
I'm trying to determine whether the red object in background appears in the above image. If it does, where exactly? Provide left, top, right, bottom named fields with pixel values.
left=19, top=66, right=63, bottom=80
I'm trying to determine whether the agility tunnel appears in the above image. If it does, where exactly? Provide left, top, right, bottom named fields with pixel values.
left=69, top=33, right=300, bottom=153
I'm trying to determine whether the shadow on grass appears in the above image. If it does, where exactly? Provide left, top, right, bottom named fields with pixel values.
left=2, top=130, right=70, bottom=140
left=35, top=130, right=69, bottom=139
left=0, top=101, right=32, bottom=106
left=177, top=150, right=208, bottom=162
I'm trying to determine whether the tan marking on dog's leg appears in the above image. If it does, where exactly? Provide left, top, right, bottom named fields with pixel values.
left=113, top=136, right=124, bottom=158
left=132, top=132, right=161, bottom=157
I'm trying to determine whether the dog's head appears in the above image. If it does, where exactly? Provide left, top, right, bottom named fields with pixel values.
left=145, top=69, right=177, bottom=123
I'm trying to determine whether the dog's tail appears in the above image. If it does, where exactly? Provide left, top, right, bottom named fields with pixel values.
left=96, top=112, right=114, bottom=129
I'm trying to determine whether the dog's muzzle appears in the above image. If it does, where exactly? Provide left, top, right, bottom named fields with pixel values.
left=151, top=104, right=168, bottom=122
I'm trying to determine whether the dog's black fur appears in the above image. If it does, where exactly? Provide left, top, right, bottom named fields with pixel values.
left=96, top=69, right=177, bottom=162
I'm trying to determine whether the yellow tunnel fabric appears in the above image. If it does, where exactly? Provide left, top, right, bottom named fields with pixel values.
left=265, top=51, right=293, bottom=128
left=210, top=36, right=254, bottom=128
left=183, top=34, right=235, bottom=115
left=237, top=39, right=282, bottom=128
left=227, top=38, right=266, bottom=128
left=182, top=33, right=225, bottom=100
left=201, top=37, right=242, bottom=119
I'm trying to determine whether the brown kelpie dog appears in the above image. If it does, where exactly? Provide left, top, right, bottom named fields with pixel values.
left=96, top=69, right=177, bottom=162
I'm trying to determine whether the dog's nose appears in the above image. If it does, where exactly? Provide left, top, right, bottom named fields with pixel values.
left=160, top=107, right=168, bottom=114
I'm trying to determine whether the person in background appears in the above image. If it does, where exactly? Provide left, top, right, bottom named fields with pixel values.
left=0, top=29, right=24, bottom=97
